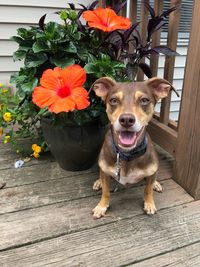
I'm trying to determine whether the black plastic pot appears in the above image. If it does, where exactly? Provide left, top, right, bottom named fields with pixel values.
left=41, top=118, right=106, bottom=171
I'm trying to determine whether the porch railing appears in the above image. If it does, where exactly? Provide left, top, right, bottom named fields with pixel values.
left=101, top=0, right=200, bottom=200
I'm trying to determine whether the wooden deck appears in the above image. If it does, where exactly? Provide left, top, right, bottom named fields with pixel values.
left=0, top=143, right=200, bottom=267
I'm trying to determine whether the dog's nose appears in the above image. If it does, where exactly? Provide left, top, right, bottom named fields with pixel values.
left=119, top=114, right=135, bottom=128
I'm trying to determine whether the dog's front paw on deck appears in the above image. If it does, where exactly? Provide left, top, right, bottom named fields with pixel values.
left=92, top=205, right=108, bottom=219
left=144, top=202, right=157, bottom=215
left=93, top=179, right=102, bottom=191
left=153, top=180, right=163, bottom=192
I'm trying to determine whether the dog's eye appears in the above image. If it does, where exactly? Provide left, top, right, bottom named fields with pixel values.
left=140, top=97, right=150, bottom=105
left=109, top=97, right=118, bottom=105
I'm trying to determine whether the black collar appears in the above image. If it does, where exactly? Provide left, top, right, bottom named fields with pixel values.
left=111, top=128, right=147, bottom=162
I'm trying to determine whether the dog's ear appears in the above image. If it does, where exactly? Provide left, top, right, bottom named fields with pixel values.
left=146, top=77, right=175, bottom=101
left=90, top=77, right=116, bottom=101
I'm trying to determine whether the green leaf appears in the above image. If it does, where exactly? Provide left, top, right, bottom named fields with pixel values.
left=44, top=22, right=65, bottom=41
left=13, top=50, right=26, bottom=61
left=77, top=49, right=96, bottom=63
left=63, top=42, right=77, bottom=53
left=10, top=36, right=23, bottom=44
left=10, top=74, right=27, bottom=84
left=32, top=40, right=49, bottom=53
left=60, top=10, right=68, bottom=20
left=25, top=53, right=48, bottom=68
left=20, top=78, right=38, bottom=93
left=50, top=57, right=75, bottom=68
left=84, top=63, right=96, bottom=74
left=72, top=32, right=81, bottom=40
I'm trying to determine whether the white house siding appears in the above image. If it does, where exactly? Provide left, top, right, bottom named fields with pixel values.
left=0, top=0, right=90, bottom=84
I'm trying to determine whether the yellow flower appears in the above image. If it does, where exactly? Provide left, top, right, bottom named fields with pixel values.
left=32, top=144, right=38, bottom=151
left=34, top=145, right=42, bottom=153
left=33, top=151, right=40, bottom=159
left=32, top=144, right=41, bottom=153
left=2, top=89, right=8, bottom=93
left=0, top=127, right=3, bottom=136
left=0, top=83, right=3, bottom=87
left=3, top=112, right=12, bottom=122
left=3, top=135, right=10, bottom=144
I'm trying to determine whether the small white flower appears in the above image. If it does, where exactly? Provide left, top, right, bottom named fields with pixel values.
left=14, top=160, right=24, bottom=169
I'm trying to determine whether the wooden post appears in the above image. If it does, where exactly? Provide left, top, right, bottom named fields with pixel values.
left=174, top=0, right=200, bottom=200
left=129, top=0, right=137, bottom=23
left=150, top=0, right=163, bottom=77
left=137, top=0, right=149, bottom=81
left=159, top=0, right=181, bottom=124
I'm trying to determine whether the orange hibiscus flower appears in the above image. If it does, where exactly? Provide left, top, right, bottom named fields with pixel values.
left=32, top=65, right=90, bottom=113
left=82, top=7, right=131, bottom=32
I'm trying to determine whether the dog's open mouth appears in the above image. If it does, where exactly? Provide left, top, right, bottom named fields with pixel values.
left=118, top=128, right=144, bottom=148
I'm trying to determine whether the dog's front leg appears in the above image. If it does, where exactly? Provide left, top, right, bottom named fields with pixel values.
left=144, top=173, right=157, bottom=215
left=92, top=169, right=110, bottom=219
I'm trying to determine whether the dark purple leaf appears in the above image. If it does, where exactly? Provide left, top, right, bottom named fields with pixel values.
left=76, top=19, right=85, bottom=31
left=89, top=1, right=99, bottom=10
left=133, top=29, right=142, bottom=47
left=144, top=2, right=155, bottom=18
left=139, top=48, right=159, bottom=57
left=153, top=21, right=166, bottom=32
left=77, top=9, right=85, bottom=19
left=68, top=3, right=75, bottom=10
left=79, top=4, right=87, bottom=10
left=39, top=14, right=47, bottom=30
left=139, top=62, right=152, bottom=78
left=153, top=46, right=179, bottom=56
left=124, top=22, right=140, bottom=41
left=113, top=0, right=127, bottom=14
left=147, top=17, right=163, bottom=41
left=161, top=6, right=177, bottom=17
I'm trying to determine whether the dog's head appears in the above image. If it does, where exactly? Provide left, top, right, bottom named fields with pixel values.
left=91, top=77, right=173, bottom=150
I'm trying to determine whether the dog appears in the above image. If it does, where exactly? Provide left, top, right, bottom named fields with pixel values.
left=91, top=77, right=173, bottom=219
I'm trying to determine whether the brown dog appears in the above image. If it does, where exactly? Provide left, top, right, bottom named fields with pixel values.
left=91, top=77, right=173, bottom=219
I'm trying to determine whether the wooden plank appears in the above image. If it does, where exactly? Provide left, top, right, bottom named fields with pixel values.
left=160, top=0, right=182, bottom=124
left=0, top=172, right=100, bottom=214
left=0, top=179, right=193, bottom=251
left=0, top=161, right=98, bottom=188
left=174, top=0, right=200, bottom=200
left=133, top=242, right=200, bottom=267
left=148, top=118, right=177, bottom=155
left=0, top=154, right=172, bottom=215
left=0, top=199, right=198, bottom=267
left=150, top=0, right=163, bottom=77
left=154, top=112, right=178, bottom=131
left=137, top=0, right=149, bottom=81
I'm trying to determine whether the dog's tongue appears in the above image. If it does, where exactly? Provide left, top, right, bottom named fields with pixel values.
left=119, top=131, right=137, bottom=146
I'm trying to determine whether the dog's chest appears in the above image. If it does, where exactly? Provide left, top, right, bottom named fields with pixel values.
left=99, top=159, right=158, bottom=185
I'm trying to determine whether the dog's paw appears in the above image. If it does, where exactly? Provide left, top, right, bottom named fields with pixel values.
left=153, top=180, right=163, bottom=193
left=92, top=205, right=108, bottom=219
left=144, top=202, right=157, bottom=215
left=93, top=179, right=102, bottom=191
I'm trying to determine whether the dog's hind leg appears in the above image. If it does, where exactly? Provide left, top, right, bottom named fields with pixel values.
left=93, top=178, right=102, bottom=191
left=153, top=180, right=163, bottom=193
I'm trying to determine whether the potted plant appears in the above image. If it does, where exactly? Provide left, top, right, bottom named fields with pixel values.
left=0, top=1, right=178, bottom=170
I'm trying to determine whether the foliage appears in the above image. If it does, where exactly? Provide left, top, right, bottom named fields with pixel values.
left=0, top=0, right=178, bottom=155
